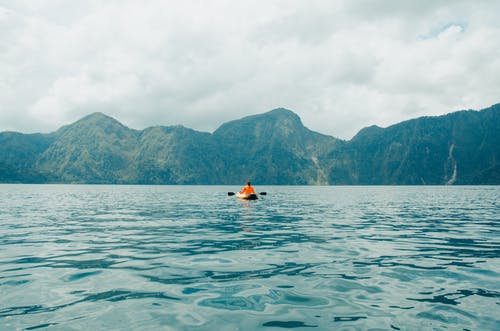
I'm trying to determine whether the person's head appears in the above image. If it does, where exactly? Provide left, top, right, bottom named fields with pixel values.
left=247, top=182, right=251, bottom=186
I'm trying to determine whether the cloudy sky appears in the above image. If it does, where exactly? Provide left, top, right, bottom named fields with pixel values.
left=1, top=0, right=499, bottom=139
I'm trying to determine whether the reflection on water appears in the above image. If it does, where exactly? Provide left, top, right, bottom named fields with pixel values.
left=0, top=185, right=499, bottom=330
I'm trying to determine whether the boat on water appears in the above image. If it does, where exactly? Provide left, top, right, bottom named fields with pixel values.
left=235, top=192, right=259, bottom=200
left=228, top=182, right=266, bottom=200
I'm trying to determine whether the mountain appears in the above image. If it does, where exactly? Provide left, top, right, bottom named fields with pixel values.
left=0, top=104, right=499, bottom=184
left=342, top=104, right=500, bottom=184
left=0, top=132, right=55, bottom=182
left=213, top=108, right=342, bottom=184
left=133, top=125, right=221, bottom=184
left=34, top=113, right=221, bottom=184
left=35, top=113, right=138, bottom=183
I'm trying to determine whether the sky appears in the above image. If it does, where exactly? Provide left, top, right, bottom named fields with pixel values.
left=1, top=0, right=499, bottom=139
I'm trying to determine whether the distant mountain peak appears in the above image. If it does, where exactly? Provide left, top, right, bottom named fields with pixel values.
left=235, top=107, right=301, bottom=124
left=53, top=112, right=133, bottom=139
left=352, top=125, right=384, bottom=141
left=213, top=107, right=305, bottom=137
left=69, top=112, right=129, bottom=130
left=86, top=111, right=107, bottom=118
left=267, top=107, right=296, bottom=115
left=264, top=108, right=301, bottom=120
left=78, top=112, right=123, bottom=124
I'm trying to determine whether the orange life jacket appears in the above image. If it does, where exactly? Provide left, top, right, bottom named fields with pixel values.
left=240, top=185, right=256, bottom=194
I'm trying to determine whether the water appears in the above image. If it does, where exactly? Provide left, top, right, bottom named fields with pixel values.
left=0, top=185, right=499, bottom=330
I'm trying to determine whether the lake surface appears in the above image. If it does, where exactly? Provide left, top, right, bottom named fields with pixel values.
left=0, top=185, right=499, bottom=330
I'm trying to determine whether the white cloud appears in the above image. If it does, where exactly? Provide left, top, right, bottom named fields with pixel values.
left=0, top=0, right=499, bottom=139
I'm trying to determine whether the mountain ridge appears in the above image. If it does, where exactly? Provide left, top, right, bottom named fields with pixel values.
left=1, top=104, right=499, bottom=184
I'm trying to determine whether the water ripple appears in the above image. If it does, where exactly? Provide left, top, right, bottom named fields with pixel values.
left=0, top=290, right=179, bottom=318
left=0, top=185, right=498, bottom=330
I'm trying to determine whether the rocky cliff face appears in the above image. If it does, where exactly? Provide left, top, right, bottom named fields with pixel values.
left=341, top=104, right=500, bottom=184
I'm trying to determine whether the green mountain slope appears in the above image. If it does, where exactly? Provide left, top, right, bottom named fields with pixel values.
left=0, top=132, right=55, bottom=182
left=213, top=108, right=342, bottom=184
left=134, top=125, right=221, bottom=184
left=36, top=113, right=139, bottom=183
left=0, top=104, right=498, bottom=184
left=344, top=104, right=500, bottom=184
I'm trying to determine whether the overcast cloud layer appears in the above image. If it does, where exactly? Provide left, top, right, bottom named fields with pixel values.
left=1, top=0, right=499, bottom=139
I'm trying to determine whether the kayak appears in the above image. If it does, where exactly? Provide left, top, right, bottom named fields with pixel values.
left=236, top=192, right=259, bottom=200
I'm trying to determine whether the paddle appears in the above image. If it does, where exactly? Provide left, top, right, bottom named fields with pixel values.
left=227, top=191, right=267, bottom=196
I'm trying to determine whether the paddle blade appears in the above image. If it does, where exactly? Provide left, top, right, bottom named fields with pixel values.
left=259, top=192, right=267, bottom=195
left=227, top=192, right=235, bottom=196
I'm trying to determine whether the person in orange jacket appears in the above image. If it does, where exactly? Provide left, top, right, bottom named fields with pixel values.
left=240, top=182, right=256, bottom=195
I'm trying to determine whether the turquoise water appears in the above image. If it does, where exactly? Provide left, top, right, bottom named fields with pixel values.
left=0, top=185, right=499, bottom=330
